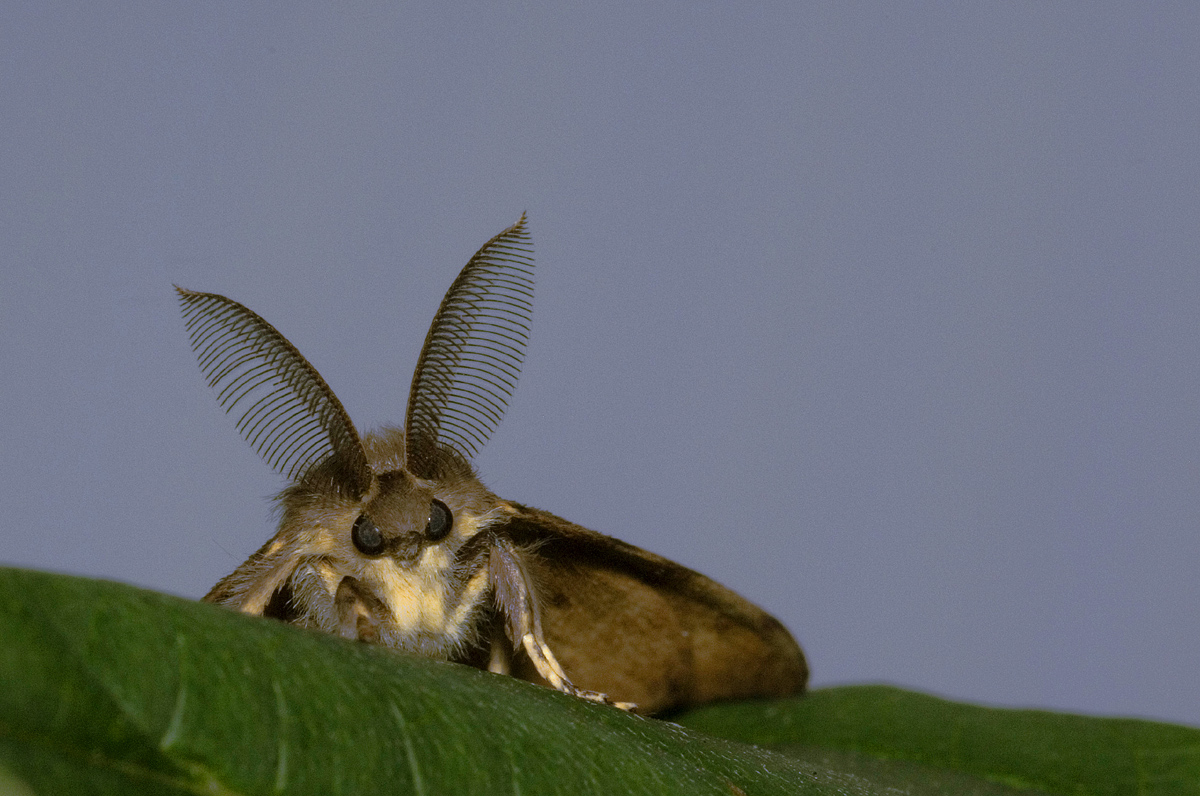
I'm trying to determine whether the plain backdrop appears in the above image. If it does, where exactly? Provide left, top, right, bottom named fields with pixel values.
left=3, top=4, right=1198, bottom=727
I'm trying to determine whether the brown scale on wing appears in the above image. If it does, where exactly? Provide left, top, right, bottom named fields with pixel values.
left=497, top=504, right=808, bottom=715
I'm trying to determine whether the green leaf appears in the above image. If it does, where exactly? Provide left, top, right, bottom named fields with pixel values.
left=674, top=687, right=1200, bottom=796
left=0, top=566, right=1194, bottom=795
left=0, top=567, right=979, bottom=795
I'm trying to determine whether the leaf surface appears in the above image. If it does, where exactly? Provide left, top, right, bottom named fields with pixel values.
left=675, top=685, right=1200, bottom=796
left=1, top=567, right=1194, bottom=795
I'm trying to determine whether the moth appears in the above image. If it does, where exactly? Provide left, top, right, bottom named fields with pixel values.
left=178, top=214, right=807, bottom=714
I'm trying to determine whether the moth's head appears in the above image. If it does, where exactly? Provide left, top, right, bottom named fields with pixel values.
left=239, top=428, right=502, bottom=655
left=280, top=428, right=484, bottom=566
left=180, top=214, right=534, bottom=657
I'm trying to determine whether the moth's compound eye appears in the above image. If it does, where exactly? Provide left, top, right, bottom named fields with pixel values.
left=351, top=514, right=385, bottom=555
left=425, top=499, right=452, bottom=542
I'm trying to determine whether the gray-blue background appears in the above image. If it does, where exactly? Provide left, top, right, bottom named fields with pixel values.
left=3, top=4, right=1197, bottom=727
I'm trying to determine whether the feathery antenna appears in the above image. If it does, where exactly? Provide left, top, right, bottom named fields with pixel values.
left=405, top=214, right=535, bottom=476
left=177, top=288, right=372, bottom=493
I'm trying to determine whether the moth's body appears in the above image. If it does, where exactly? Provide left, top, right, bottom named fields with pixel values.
left=182, top=215, right=807, bottom=714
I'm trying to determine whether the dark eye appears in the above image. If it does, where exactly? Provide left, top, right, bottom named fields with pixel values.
left=425, top=499, right=452, bottom=541
left=351, top=514, right=385, bottom=555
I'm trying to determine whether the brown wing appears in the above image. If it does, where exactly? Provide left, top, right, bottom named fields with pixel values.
left=498, top=503, right=808, bottom=714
